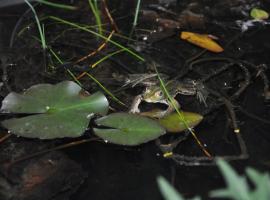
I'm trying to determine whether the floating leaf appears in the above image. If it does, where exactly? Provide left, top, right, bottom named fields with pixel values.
left=180, top=31, right=224, bottom=53
left=250, top=8, right=269, bottom=20
left=1, top=81, right=109, bottom=139
left=93, top=113, right=166, bottom=146
left=140, top=108, right=169, bottom=118
left=158, top=112, right=203, bottom=133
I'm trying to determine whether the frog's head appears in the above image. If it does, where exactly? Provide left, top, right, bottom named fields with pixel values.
left=142, top=86, right=166, bottom=103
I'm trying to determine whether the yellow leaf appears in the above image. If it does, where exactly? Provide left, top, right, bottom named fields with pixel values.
left=158, top=111, right=203, bottom=133
left=180, top=31, right=224, bottom=53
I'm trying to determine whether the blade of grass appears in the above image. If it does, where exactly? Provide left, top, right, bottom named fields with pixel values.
left=91, top=49, right=124, bottom=68
left=85, top=72, right=126, bottom=107
left=133, top=0, right=141, bottom=28
left=37, top=0, right=77, bottom=10
left=49, top=16, right=144, bottom=62
left=48, top=47, right=83, bottom=86
left=49, top=48, right=63, bottom=65
left=88, top=0, right=103, bottom=35
left=24, top=0, right=46, bottom=50
left=154, top=64, right=211, bottom=158
left=67, top=69, right=83, bottom=86
left=42, top=23, right=46, bottom=46
left=49, top=47, right=120, bottom=105
left=129, top=0, right=141, bottom=38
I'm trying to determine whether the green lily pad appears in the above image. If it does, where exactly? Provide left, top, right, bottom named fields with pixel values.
left=158, top=111, right=203, bottom=133
left=93, top=113, right=166, bottom=146
left=1, top=81, right=109, bottom=139
left=250, top=8, right=269, bottom=20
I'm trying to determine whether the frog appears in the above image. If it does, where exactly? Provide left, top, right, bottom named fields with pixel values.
left=129, top=79, right=199, bottom=118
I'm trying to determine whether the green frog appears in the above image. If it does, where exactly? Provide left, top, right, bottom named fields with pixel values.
left=129, top=79, right=200, bottom=118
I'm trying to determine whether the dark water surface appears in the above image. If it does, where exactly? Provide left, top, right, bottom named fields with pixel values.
left=0, top=1, right=270, bottom=200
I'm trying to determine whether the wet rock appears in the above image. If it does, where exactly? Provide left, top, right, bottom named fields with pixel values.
left=0, top=138, right=87, bottom=200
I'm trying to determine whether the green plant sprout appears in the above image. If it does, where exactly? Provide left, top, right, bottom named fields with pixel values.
left=129, top=0, right=142, bottom=37
left=24, top=0, right=47, bottom=50
left=157, top=159, right=270, bottom=200
left=88, top=0, right=103, bottom=35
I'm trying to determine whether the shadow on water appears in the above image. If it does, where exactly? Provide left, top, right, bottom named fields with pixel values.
left=0, top=0, right=270, bottom=199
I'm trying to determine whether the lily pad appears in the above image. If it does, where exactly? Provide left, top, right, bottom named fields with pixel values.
left=93, top=113, right=166, bottom=146
left=1, top=81, right=109, bottom=139
left=158, top=111, right=203, bottom=133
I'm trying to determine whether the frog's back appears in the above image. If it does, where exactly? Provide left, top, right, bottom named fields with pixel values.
left=171, top=79, right=197, bottom=96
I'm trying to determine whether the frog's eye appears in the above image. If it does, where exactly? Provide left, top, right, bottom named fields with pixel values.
left=155, top=91, right=163, bottom=97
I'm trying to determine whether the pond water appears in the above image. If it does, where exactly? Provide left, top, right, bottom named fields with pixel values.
left=0, top=0, right=270, bottom=200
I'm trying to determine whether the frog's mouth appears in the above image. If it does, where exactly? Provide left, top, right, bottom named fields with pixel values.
left=144, top=99, right=167, bottom=104
left=139, top=101, right=169, bottom=112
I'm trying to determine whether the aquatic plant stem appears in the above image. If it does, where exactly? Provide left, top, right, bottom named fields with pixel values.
left=154, top=64, right=212, bottom=158
left=85, top=72, right=126, bottom=107
left=88, top=0, right=103, bottom=35
left=129, top=0, right=141, bottom=38
left=91, top=49, right=124, bottom=68
left=24, top=0, right=46, bottom=50
left=102, top=0, right=119, bottom=32
left=133, top=0, right=141, bottom=28
left=5, top=138, right=101, bottom=167
left=48, top=47, right=83, bottom=86
left=48, top=47, right=123, bottom=106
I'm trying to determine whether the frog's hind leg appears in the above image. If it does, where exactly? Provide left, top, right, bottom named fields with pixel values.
left=156, top=131, right=190, bottom=157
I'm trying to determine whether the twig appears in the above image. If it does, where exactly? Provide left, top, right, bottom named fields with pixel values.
left=74, top=29, right=115, bottom=64
left=4, top=138, right=101, bottom=167
left=102, top=0, right=119, bottom=32
left=0, top=133, right=11, bottom=143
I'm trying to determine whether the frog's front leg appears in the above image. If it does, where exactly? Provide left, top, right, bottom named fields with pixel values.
left=164, top=98, right=180, bottom=116
left=155, top=98, right=180, bottom=118
left=129, top=95, right=143, bottom=113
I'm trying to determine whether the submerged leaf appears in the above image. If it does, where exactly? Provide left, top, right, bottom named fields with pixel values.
left=1, top=81, right=109, bottom=139
left=180, top=32, right=224, bottom=53
left=159, top=112, right=203, bottom=133
left=250, top=8, right=269, bottom=20
left=93, top=113, right=166, bottom=146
